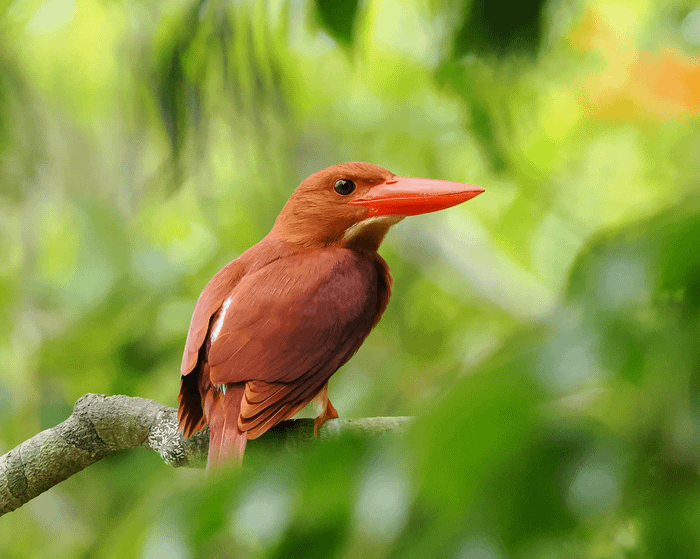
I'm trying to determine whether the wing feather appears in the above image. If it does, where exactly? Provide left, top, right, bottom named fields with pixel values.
left=180, top=259, right=246, bottom=377
left=207, top=248, right=390, bottom=438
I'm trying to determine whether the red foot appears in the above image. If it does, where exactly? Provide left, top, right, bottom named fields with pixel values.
left=314, top=398, right=339, bottom=436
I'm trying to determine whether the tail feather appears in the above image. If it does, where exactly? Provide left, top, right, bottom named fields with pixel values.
left=178, top=375, right=207, bottom=437
left=204, top=383, right=247, bottom=471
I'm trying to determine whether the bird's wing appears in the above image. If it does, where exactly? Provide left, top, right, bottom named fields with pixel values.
left=207, top=248, right=388, bottom=438
left=180, top=259, right=246, bottom=378
left=179, top=258, right=249, bottom=438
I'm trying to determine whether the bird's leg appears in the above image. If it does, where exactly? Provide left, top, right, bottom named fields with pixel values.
left=313, top=383, right=339, bottom=436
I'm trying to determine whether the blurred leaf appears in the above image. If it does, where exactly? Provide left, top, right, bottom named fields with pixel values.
left=153, top=0, right=208, bottom=162
left=452, top=0, right=545, bottom=57
left=314, top=0, right=359, bottom=47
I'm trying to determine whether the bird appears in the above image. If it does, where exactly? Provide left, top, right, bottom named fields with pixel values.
left=177, top=162, right=484, bottom=470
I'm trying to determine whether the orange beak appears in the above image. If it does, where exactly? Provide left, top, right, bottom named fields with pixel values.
left=348, top=176, right=484, bottom=217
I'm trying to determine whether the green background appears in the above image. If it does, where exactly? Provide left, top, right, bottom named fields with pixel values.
left=1, top=0, right=699, bottom=556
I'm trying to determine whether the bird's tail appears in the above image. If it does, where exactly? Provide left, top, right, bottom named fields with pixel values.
left=204, top=383, right=247, bottom=472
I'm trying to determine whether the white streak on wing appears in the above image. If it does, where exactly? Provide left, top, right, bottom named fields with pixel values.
left=215, top=383, right=227, bottom=395
left=210, top=295, right=232, bottom=344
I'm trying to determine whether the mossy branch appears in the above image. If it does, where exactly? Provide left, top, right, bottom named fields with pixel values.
left=0, top=393, right=412, bottom=517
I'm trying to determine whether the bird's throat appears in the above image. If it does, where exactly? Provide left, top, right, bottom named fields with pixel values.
left=341, top=215, right=404, bottom=251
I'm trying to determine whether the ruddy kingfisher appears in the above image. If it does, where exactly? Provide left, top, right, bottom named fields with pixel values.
left=178, top=162, right=484, bottom=469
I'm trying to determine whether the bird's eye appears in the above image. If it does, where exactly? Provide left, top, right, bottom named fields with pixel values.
left=334, top=179, right=356, bottom=196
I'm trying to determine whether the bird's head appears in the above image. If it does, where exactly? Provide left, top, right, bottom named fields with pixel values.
left=272, top=162, right=484, bottom=250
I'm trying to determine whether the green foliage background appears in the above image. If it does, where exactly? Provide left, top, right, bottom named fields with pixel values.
left=1, top=0, right=699, bottom=556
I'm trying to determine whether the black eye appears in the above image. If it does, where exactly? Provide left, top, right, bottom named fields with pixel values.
left=334, top=179, right=356, bottom=196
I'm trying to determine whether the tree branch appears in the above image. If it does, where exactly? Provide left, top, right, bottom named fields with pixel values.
left=0, top=393, right=412, bottom=517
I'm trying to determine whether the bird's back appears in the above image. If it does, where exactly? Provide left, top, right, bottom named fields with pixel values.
left=178, top=238, right=392, bottom=452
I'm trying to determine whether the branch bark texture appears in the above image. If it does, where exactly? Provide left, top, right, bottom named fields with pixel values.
left=0, top=393, right=411, bottom=517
